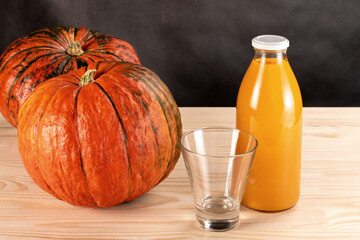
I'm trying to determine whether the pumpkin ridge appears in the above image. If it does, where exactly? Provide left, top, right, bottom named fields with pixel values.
left=59, top=56, right=73, bottom=75
left=6, top=52, right=65, bottom=111
left=2, top=39, right=65, bottom=56
left=64, top=58, right=75, bottom=73
left=47, top=78, right=79, bottom=87
left=88, top=61, right=118, bottom=80
left=32, top=84, right=72, bottom=200
left=141, top=68, right=182, bottom=139
left=18, top=97, right=62, bottom=199
left=25, top=39, right=66, bottom=49
left=93, top=82, right=132, bottom=201
left=86, top=50, right=137, bottom=64
left=95, top=61, right=102, bottom=70
left=38, top=105, right=68, bottom=201
left=126, top=67, right=181, bottom=182
left=36, top=84, right=89, bottom=205
left=6, top=52, right=63, bottom=101
left=84, top=51, right=124, bottom=61
left=127, top=66, right=175, bottom=110
left=124, top=68, right=178, bottom=130
left=46, top=27, right=73, bottom=49
left=28, top=30, right=68, bottom=50
left=80, top=29, right=96, bottom=46
left=103, top=72, right=164, bottom=189
left=121, top=71, right=173, bottom=177
left=86, top=48, right=136, bottom=62
left=74, top=88, right=98, bottom=208
left=54, top=26, right=76, bottom=44
left=1, top=36, right=61, bottom=58
left=131, top=65, right=179, bottom=114
left=49, top=26, right=71, bottom=46
left=130, top=67, right=176, bottom=112
left=79, top=55, right=96, bottom=64
left=0, top=46, right=60, bottom=73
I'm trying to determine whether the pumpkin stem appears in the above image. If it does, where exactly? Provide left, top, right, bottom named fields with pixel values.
left=80, top=69, right=96, bottom=86
left=66, top=41, right=84, bottom=56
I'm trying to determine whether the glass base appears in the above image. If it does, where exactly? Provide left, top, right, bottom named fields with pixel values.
left=196, top=215, right=239, bottom=231
left=195, top=196, right=240, bottom=231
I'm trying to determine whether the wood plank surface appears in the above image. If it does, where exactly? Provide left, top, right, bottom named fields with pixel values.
left=0, top=107, right=359, bottom=239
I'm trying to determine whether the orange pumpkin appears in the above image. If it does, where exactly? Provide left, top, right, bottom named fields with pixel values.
left=17, top=61, right=182, bottom=208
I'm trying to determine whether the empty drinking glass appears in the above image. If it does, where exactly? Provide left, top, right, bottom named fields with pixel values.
left=181, top=128, right=257, bottom=231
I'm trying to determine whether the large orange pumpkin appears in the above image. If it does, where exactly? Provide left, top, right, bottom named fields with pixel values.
left=0, top=26, right=140, bottom=128
left=17, top=61, right=181, bottom=208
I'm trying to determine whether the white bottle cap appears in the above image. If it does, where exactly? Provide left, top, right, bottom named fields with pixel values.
left=252, top=35, right=289, bottom=50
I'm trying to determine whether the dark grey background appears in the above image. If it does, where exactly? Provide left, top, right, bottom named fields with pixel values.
left=1, top=0, right=359, bottom=107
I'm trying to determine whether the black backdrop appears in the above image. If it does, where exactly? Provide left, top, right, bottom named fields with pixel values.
left=1, top=0, right=359, bottom=107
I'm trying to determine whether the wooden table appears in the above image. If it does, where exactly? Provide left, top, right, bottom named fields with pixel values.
left=1, top=107, right=360, bottom=239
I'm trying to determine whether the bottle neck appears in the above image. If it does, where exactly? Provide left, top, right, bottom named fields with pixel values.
left=254, top=49, right=288, bottom=63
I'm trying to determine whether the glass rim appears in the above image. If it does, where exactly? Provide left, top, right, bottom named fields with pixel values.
left=180, top=127, right=258, bottom=158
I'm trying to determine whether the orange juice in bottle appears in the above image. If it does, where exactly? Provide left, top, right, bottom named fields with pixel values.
left=236, top=35, right=302, bottom=211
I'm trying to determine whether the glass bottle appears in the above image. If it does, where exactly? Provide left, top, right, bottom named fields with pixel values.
left=236, top=35, right=302, bottom=211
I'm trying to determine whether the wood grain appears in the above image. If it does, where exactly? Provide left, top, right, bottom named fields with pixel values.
left=0, top=107, right=360, bottom=239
